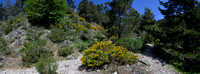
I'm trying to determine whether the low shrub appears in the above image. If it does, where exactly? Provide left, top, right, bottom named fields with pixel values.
left=73, top=41, right=89, bottom=52
left=4, top=25, right=13, bottom=35
left=20, top=39, right=53, bottom=66
left=93, top=32, right=106, bottom=40
left=0, top=37, right=8, bottom=52
left=80, top=41, right=138, bottom=68
left=116, top=38, right=143, bottom=52
left=36, top=58, right=58, bottom=74
left=58, top=46, right=74, bottom=57
left=48, top=29, right=67, bottom=43
left=79, top=17, right=86, bottom=21
left=26, top=29, right=41, bottom=41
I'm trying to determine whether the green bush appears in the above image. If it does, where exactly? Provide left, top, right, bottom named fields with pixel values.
left=0, top=37, right=8, bottom=52
left=36, top=58, right=58, bottom=74
left=20, top=39, right=53, bottom=66
left=4, top=25, right=13, bottom=35
left=26, top=29, right=41, bottom=41
left=58, top=46, right=74, bottom=57
left=25, top=0, right=67, bottom=27
left=48, top=29, right=67, bottom=43
left=116, top=38, right=143, bottom=52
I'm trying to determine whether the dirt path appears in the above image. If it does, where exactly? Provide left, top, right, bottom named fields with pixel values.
left=135, top=45, right=179, bottom=74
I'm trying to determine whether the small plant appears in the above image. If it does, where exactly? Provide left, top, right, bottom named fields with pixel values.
left=85, top=23, right=92, bottom=29
left=91, top=25, right=102, bottom=31
left=0, top=37, right=8, bottom=52
left=58, top=46, right=74, bottom=57
left=26, top=29, right=41, bottom=41
left=75, top=25, right=84, bottom=32
left=80, top=41, right=138, bottom=68
left=36, top=58, right=58, bottom=74
left=4, top=25, right=13, bottom=35
left=79, top=17, right=86, bottom=21
left=48, top=29, right=67, bottom=43
left=110, top=35, right=116, bottom=40
left=116, top=38, right=143, bottom=52
left=20, top=39, right=53, bottom=66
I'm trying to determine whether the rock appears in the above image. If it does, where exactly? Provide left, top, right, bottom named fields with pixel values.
left=67, top=55, right=74, bottom=60
left=96, top=70, right=100, bottom=72
left=65, top=64, right=70, bottom=68
left=0, top=63, right=3, bottom=67
left=113, top=72, right=117, bottom=74
left=63, top=40, right=69, bottom=46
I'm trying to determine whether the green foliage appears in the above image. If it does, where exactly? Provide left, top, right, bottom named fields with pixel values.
left=93, top=31, right=106, bottom=40
left=0, top=37, right=8, bottom=52
left=106, top=0, right=135, bottom=38
left=26, top=29, right=41, bottom=41
left=20, top=39, right=53, bottom=66
left=66, top=0, right=76, bottom=9
left=78, top=0, right=109, bottom=24
left=73, top=40, right=89, bottom=52
left=48, top=29, right=67, bottom=43
left=140, top=8, right=156, bottom=32
left=156, top=0, right=200, bottom=72
left=25, top=0, right=67, bottom=27
left=116, top=38, right=143, bottom=52
left=58, top=46, right=74, bottom=57
left=4, top=24, right=13, bottom=35
left=81, top=41, right=138, bottom=68
left=36, top=58, right=58, bottom=74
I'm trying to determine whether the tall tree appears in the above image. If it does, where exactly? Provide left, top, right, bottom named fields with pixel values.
left=78, top=0, right=90, bottom=21
left=140, top=8, right=156, bottom=32
left=78, top=0, right=106, bottom=23
left=66, top=0, right=76, bottom=9
left=158, top=0, right=200, bottom=72
left=140, top=8, right=158, bottom=43
left=0, top=3, right=5, bottom=21
left=124, top=8, right=140, bottom=33
left=25, top=0, right=68, bottom=28
left=4, top=0, right=12, bottom=19
left=106, top=0, right=134, bottom=38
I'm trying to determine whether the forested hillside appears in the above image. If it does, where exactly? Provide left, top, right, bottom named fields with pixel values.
left=0, top=0, right=199, bottom=73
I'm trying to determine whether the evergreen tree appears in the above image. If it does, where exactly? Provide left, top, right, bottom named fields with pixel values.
left=158, top=0, right=200, bottom=72
left=25, top=0, right=68, bottom=28
left=106, top=0, right=134, bottom=38
left=4, top=0, right=12, bottom=20
left=141, top=8, right=156, bottom=32
left=0, top=3, right=5, bottom=21
left=66, top=0, right=76, bottom=9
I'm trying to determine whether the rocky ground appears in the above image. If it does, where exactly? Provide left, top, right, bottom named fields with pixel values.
left=0, top=46, right=179, bottom=74
left=135, top=45, right=179, bottom=74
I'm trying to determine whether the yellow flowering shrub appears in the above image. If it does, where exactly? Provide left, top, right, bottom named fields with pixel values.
left=81, top=41, right=138, bottom=68
left=110, top=35, right=116, bottom=40
left=72, top=23, right=78, bottom=28
left=90, top=25, right=96, bottom=31
left=90, top=25, right=103, bottom=31
left=79, top=17, right=86, bottom=21
left=50, top=23, right=64, bottom=29
left=57, top=23, right=64, bottom=29
left=76, top=25, right=85, bottom=32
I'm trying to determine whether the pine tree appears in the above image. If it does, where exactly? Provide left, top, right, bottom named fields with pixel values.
left=158, top=0, right=200, bottom=72
left=66, top=0, right=76, bottom=9
left=25, top=0, right=68, bottom=28
left=4, top=0, right=12, bottom=20
left=141, top=8, right=156, bottom=32
left=106, top=0, right=134, bottom=38
left=0, top=3, right=5, bottom=21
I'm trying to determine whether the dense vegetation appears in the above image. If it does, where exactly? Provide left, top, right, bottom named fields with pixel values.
left=0, top=0, right=199, bottom=73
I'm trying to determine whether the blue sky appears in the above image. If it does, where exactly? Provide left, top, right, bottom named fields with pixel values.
left=0, top=0, right=168, bottom=20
